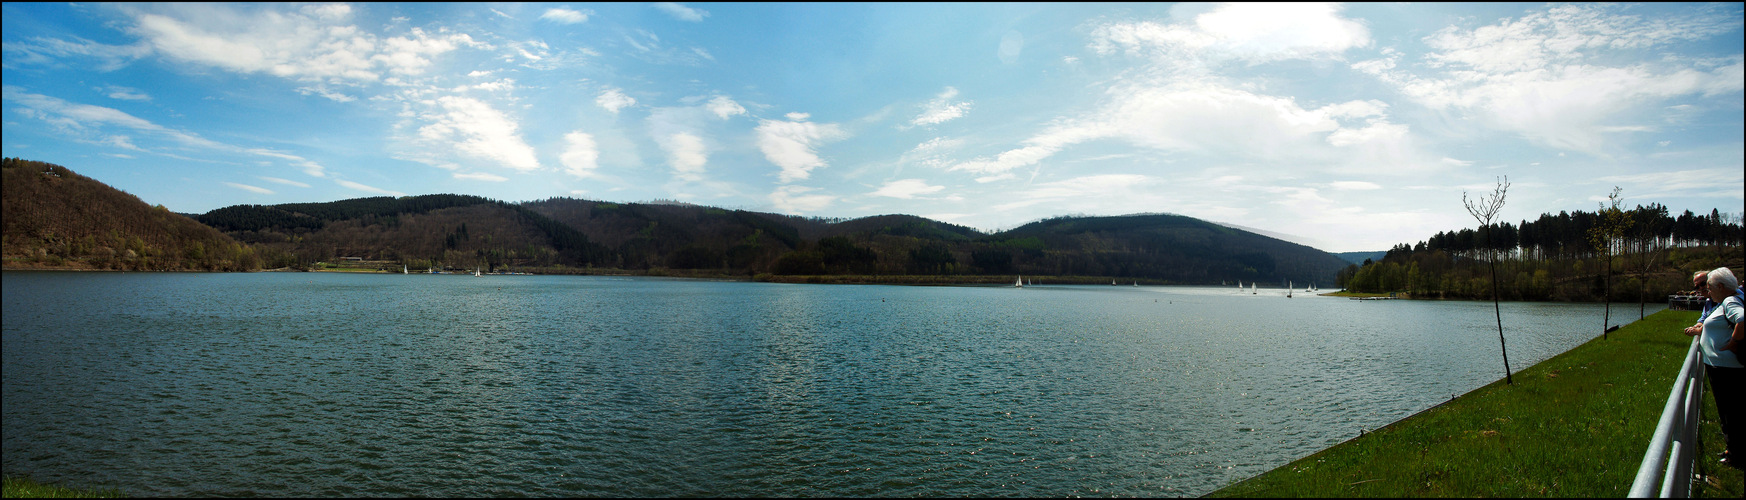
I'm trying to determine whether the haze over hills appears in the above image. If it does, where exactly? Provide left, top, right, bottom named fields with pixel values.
left=3, top=159, right=1353, bottom=284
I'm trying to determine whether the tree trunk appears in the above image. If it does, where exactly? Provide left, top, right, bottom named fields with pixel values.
left=1491, top=256, right=1512, bottom=385
left=1602, top=252, right=1612, bottom=339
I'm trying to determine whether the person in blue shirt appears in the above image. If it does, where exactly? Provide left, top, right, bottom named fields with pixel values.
left=1691, top=267, right=1745, bottom=466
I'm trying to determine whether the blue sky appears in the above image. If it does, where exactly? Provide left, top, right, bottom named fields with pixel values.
left=3, top=2, right=1741, bottom=252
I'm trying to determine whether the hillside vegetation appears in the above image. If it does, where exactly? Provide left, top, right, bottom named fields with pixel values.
left=1337, top=204, right=1744, bottom=303
left=1, top=157, right=256, bottom=270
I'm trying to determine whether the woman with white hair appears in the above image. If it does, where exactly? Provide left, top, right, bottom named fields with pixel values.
left=1700, top=266, right=1744, bottom=466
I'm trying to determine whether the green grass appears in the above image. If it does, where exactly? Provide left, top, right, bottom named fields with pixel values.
left=1208, top=309, right=1743, bottom=497
left=1, top=476, right=122, bottom=498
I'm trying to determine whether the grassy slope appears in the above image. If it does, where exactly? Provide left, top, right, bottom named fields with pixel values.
left=1, top=475, right=122, bottom=498
left=1209, top=309, right=1743, bottom=497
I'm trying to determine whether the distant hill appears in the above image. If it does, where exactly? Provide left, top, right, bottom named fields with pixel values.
left=1, top=157, right=1355, bottom=283
left=991, top=213, right=1350, bottom=285
left=1, top=158, right=255, bottom=270
left=196, top=194, right=612, bottom=271
left=1334, top=251, right=1386, bottom=265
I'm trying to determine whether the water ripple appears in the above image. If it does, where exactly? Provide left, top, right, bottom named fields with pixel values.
left=4, top=272, right=1635, bottom=496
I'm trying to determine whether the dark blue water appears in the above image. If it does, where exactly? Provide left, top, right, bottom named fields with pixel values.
left=2, top=271, right=1640, bottom=496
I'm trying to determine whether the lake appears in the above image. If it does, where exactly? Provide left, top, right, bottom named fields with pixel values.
left=1, top=271, right=1649, bottom=496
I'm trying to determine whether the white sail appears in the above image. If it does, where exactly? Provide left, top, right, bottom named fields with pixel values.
left=1015, top=275, right=1024, bottom=288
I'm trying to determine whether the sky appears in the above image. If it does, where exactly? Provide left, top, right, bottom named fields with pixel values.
left=2, top=2, right=1742, bottom=252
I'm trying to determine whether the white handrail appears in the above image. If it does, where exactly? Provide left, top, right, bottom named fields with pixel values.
left=1628, top=337, right=1705, bottom=497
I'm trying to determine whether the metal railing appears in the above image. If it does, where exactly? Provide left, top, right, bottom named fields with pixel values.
left=1628, top=337, right=1705, bottom=497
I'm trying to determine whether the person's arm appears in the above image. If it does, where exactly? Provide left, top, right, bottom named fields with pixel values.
left=1731, top=316, right=1745, bottom=352
left=1723, top=300, right=1744, bottom=352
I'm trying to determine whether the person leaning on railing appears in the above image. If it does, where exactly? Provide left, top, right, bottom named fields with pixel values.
left=1684, top=270, right=1745, bottom=335
left=1687, top=267, right=1746, bottom=467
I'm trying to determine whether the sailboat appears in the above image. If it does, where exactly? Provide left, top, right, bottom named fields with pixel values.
left=1251, top=283, right=1257, bottom=295
left=1015, top=275, right=1024, bottom=288
left=1287, top=281, right=1293, bottom=298
left=1133, top=281, right=1138, bottom=287
left=474, top=267, right=482, bottom=277
left=1111, top=279, right=1117, bottom=286
left=402, top=264, right=408, bottom=275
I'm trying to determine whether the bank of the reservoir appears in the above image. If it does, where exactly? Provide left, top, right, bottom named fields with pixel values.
left=2, top=474, right=124, bottom=498
left=1207, top=309, right=1742, bottom=497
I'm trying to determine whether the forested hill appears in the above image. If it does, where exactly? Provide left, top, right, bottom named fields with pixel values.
left=1, top=157, right=256, bottom=270
left=989, top=213, right=1351, bottom=285
left=2, top=158, right=1353, bottom=283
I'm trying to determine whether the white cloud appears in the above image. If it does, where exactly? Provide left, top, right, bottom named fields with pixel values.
left=756, top=115, right=846, bottom=183
left=768, top=185, right=835, bottom=214
left=1357, top=3, right=1744, bottom=155
left=952, top=81, right=1443, bottom=180
left=113, top=4, right=485, bottom=84
left=224, top=182, right=274, bottom=194
left=375, top=28, right=475, bottom=76
left=1597, top=167, right=1746, bottom=200
left=103, top=85, right=151, bottom=101
left=296, top=85, right=356, bottom=102
left=540, top=8, right=592, bottom=24
left=416, top=96, right=541, bottom=171
left=662, top=132, right=708, bottom=180
left=902, top=136, right=964, bottom=170
left=1329, top=181, right=1381, bottom=190
left=335, top=179, right=405, bottom=196
left=2, top=35, right=151, bottom=71
left=453, top=172, right=508, bottom=182
left=910, top=86, right=973, bottom=127
left=4, top=85, right=331, bottom=176
left=129, top=7, right=374, bottom=81
left=560, top=131, right=600, bottom=178
left=871, top=179, right=946, bottom=199
left=655, top=3, right=710, bottom=22
left=259, top=176, right=310, bottom=188
left=597, top=88, right=636, bottom=114
left=705, top=96, right=745, bottom=119
left=1090, top=2, right=1370, bottom=64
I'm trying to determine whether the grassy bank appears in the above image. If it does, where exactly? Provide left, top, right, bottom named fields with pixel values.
left=1, top=475, right=122, bottom=498
left=1208, top=309, right=1742, bottom=497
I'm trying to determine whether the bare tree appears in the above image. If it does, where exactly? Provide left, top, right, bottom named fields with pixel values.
left=1588, top=187, right=1632, bottom=339
left=1464, top=175, right=1512, bottom=385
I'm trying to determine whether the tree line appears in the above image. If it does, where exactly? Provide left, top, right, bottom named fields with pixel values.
left=1338, top=202, right=1744, bottom=303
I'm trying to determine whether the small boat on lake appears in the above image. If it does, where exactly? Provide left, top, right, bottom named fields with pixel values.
left=1014, top=275, right=1023, bottom=288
